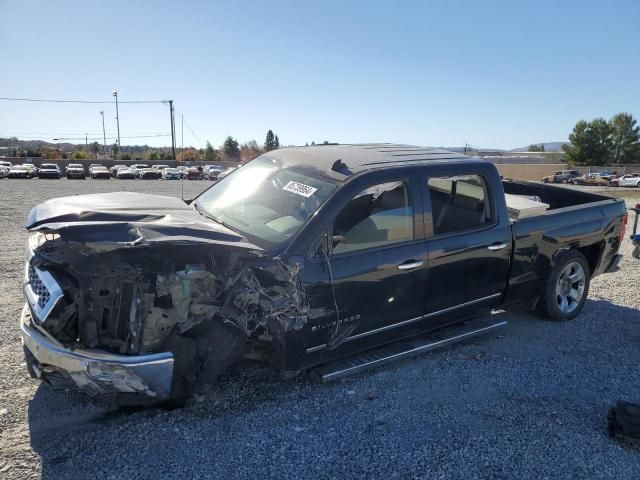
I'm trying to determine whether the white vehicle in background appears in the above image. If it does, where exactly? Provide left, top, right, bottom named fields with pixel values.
left=161, top=167, right=181, bottom=180
left=152, top=164, right=170, bottom=171
left=0, top=160, right=12, bottom=169
left=131, top=164, right=149, bottom=178
left=216, top=167, right=236, bottom=181
left=612, top=173, right=640, bottom=188
left=0, top=165, right=9, bottom=178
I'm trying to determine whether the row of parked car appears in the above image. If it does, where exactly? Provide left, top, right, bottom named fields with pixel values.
left=0, top=161, right=236, bottom=181
left=541, top=169, right=640, bottom=187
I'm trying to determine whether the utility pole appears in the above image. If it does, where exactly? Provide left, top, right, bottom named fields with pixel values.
left=100, top=111, right=107, bottom=156
left=113, top=90, right=121, bottom=158
left=169, top=100, right=176, bottom=161
left=85, top=133, right=88, bottom=149
left=181, top=114, right=184, bottom=158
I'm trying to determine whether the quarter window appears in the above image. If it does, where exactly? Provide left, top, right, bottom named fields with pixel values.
left=427, top=175, right=492, bottom=235
left=332, top=181, right=413, bottom=254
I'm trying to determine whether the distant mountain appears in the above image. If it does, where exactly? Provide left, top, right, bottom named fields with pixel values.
left=510, top=142, right=569, bottom=152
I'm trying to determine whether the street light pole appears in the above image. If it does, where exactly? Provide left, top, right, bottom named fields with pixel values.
left=113, top=90, right=121, bottom=159
left=100, top=111, right=107, bottom=157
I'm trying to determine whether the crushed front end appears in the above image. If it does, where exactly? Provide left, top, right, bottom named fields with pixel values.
left=21, top=193, right=309, bottom=405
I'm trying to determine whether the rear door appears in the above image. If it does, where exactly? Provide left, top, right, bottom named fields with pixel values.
left=421, top=165, right=511, bottom=328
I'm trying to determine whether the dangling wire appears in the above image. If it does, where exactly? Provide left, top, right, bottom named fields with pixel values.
left=319, top=235, right=341, bottom=338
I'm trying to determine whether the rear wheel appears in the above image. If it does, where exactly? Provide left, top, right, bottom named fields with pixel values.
left=561, top=179, right=568, bottom=184
left=537, top=250, right=590, bottom=321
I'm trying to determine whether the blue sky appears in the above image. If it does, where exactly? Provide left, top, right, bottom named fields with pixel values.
left=1, top=0, right=639, bottom=149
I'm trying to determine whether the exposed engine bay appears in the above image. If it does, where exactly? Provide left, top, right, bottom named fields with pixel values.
left=26, top=228, right=309, bottom=403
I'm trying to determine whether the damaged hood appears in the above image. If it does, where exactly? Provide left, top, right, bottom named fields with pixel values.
left=26, top=192, right=262, bottom=251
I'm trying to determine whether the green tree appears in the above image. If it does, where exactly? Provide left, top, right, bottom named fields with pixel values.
left=111, top=143, right=119, bottom=159
left=90, top=142, right=100, bottom=158
left=563, top=118, right=612, bottom=166
left=528, top=144, right=545, bottom=152
left=204, top=141, right=219, bottom=162
left=264, top=130, right=276, bottom=151
left=222, top=136, right=240, bottom=160
left=70, top=150, right=90, bottom=159
left=610, top=113, right=640, bottom=164
left=145, top=150, right=160, bottom=161
left=274, top=135, right=280, bottom=149
left=121, top=153, right=132, bottom=161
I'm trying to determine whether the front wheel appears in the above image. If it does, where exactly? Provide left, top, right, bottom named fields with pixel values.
left=536, top=250, right=591, bottom=321
left=561, top=179, right=568, bottom=184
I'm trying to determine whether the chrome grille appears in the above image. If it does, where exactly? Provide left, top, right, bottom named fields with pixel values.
left=24, top=263, right=63, bottom=323
left=28, top=265, right=51, bottom=309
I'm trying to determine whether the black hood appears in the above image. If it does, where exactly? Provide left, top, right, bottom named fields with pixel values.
left=26, top=192, right=261, bottom=251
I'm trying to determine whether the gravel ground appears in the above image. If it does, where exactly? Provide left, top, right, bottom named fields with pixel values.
left=1, top=178, right=639, bottom=479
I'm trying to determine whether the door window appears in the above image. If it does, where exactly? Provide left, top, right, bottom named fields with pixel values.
left=332, top=181, right=413, bottom=254
left=427, top=175, right=492, bottom=235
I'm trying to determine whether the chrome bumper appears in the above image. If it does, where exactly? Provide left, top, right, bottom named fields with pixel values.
left=21, top=304, right=174, bottom=402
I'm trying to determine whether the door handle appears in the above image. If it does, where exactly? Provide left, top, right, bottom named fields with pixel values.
left=488, top=242, right=507, bottom=251
left=398, top=260, right=424, bottom=270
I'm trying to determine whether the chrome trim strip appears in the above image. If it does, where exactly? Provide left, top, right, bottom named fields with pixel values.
left=421, top=292, right=502, bottom=319
left=306, top=344, right=327, bottom=354
left=305, top=292, right=502, bottom=354
left=320, top=320, right=508, bottom=382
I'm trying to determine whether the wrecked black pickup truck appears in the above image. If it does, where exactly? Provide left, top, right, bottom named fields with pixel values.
left=21, top=144, right=627, bottom=405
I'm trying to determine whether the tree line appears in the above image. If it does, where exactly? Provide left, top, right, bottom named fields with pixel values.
left=563, top=113, right=640, bottom=166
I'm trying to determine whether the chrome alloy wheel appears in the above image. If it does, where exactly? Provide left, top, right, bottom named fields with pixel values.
left=555, top=261, right=586, bottom=313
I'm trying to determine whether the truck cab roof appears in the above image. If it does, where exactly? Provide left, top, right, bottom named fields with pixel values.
left=269, top=144, right=481, bottom=181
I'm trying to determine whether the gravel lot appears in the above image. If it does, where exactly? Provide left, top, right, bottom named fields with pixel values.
left=1, top=178, right=639, bottom=479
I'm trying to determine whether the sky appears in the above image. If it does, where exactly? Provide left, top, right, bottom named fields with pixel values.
left=1, top=0, right=639, bottom=150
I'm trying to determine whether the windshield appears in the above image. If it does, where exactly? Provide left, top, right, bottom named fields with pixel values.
left=195, top=156, right=337, bottom=246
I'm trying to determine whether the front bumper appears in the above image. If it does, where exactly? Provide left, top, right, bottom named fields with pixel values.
left=38, top=172, right=60, bottom=179
left=20, top=304, right=174, bottom=404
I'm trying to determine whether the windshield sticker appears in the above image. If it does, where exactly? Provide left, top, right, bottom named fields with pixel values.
left=282, top=181, right=318, bottom=198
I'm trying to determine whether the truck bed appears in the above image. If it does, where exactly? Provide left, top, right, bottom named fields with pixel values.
left=502, top=178, right=614, bottom=212
left=500, top=178, right=626, bottom=308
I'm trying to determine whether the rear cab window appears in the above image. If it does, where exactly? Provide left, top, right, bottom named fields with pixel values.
left=426, top=174, right=493, bottom=236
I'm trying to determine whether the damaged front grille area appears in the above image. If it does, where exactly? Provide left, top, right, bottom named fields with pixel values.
left=24, top=263, right=64, bottom=323
left=28, top=265, right=50, bottom=308
left=27, top=234, right=308, bottom=363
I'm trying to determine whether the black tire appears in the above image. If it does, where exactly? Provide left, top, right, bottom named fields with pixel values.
left=561, top=179, right=568, bottom=184
left=536, top=250, right=591, bottom=321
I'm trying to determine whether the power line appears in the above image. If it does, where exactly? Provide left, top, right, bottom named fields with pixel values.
left=0, top=96, right=168, bottom=104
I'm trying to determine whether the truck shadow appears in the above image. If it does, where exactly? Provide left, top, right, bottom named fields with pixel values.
left=27, top=297, right=640, bottom=478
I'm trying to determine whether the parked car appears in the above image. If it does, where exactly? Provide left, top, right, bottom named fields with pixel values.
left=66, top=164, right=86, bottom=179
left=203, top=165, right=223, bottom=180
left=541, top=170, right=580, bottom=184
left=89, top=165, right=111, bottom=179
left=0, top=160, right=12, bottom=169
left=20, top=144, right=627, bottom=406
left=37, top=163, right=61, bottom=179
left=110, top=165, right=127, bottom=177
left=152, top=164, right=170, bottom=171
left=611, top=173, right=640, bottom=188
left=0, top=165, right=9, bottom=178
left=185, top=166, right=203, bottom=180
left=569, top=174, right=611, bottom=186
left=132, top=164, right=150, bottom=178
left=161, top=167, right=181, bottom=180
left=8, top=165, right=37, bottom=178
left=115, top=167, right=136, bottom=179
left=216, top=167, right=236, bottom=181
left=138, top=167, right=162, bottom=179
left=177, top=166, right=190, bottom=178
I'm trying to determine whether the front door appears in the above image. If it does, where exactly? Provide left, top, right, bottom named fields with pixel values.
left=304, top=177, right=427, bottom=352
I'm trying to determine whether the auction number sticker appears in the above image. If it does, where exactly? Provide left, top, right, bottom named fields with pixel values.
left=282, top=181, right=318, bottom=198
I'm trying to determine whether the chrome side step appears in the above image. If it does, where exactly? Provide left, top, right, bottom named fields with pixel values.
left=309, top=318, right=507, bottom=383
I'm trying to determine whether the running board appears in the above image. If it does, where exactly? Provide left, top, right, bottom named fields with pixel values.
left=309, top=318, right=507, bottom=383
